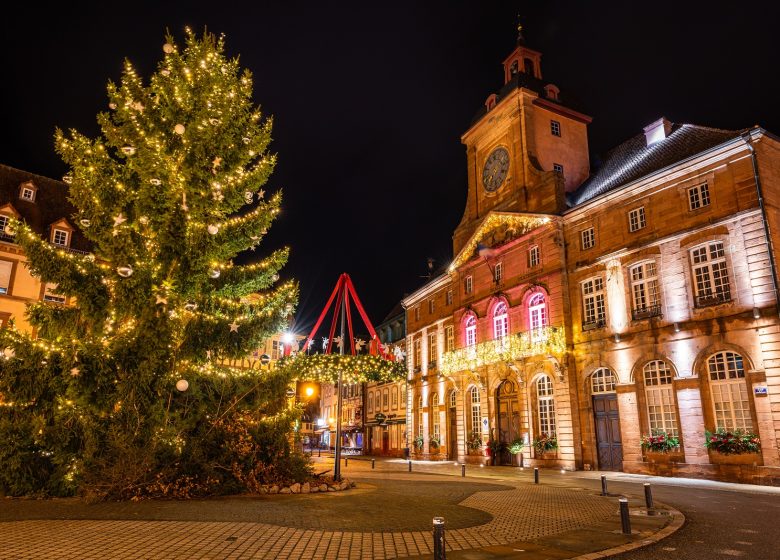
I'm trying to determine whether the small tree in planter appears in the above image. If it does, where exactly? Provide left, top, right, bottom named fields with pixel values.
left=508, top=436, right=525, bottom=466
left=533, top=433, right=558, bottom=456
left=428, top=434, right=441, bottom=451
left=413, top=434, right=424, bottom=451
left=486, top=429, right=506, bottom=465
left=640, top=431, right=680, bottom=453
left=705, top=429, right=760, bottom=455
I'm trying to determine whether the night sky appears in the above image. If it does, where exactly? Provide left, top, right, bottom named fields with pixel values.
left=1, top=2, right=779, bottom=336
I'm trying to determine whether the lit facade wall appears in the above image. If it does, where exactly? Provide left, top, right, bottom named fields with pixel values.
left=566, top=133, right=780, bottom=481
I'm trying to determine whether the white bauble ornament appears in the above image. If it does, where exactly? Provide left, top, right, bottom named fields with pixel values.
left=209, top=118, right=220, bottom=125
left=79, top=218, right=91, bottom=228
left=242, top=137, right=250, bottom=144
left=184, top=301, right=197, bottom=312
left=271, top=274, right=279, bottom=282
left=109, top=102, right=117, bottom=109
left=207, top=224, right=219, bottom=235
left=160, top=69, right=170, bottom=77
left=121, top=145, right=136, bottom=156
left=4, top=225, right=15, bottom=236
left=149, top=178, right=162, bottom=186
left=62, top=174, right=73, bottom=184
left=208, top=269, right=221, bottom=279
left=163, top=43, right=174, bottom=54
left=174, top=124, right=186, bottom=135
left=176, top=379, right=189, bottom=392
left=139, top=216, right=149, bottom=225
left=117, top=265, right=134, bottom=278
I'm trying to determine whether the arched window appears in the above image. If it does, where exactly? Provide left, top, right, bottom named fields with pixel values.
left=367, top=392, right=373, bottom=412
left=536, top=375, right=556, bottom=436
left=523, top=57, right=535, bottom=76
left=528, top=293, right=547, bottom=338
left=465, top=314, right=477, bottom=348
left=382, top=389, right=389, bottom=409
left=708, top=351, right=752, bottom=431
left=643, top=360, right=678, bottom=437
left=449, top=390, right=457, bottom=409
left=417, top=395, right=424, bottom=437
left=430, top=393, right=440, bottom=440
left=469, top=386, right=482, bottom=436
left=591, top=368, right=616, bottom=393
left=493, top=302, right=508, bottom=340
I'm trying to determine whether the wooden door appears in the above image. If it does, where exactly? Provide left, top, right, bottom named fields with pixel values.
left=497, top=381, right=520, bottom=465
left=593, top=394, right=622, bottom=471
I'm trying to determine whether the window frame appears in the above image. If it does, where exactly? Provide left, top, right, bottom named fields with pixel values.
left=444, top=325, right=454, bottom=352
left=550, top=120, right=561, bottom=137
left=464, top=275, right=473, bottom=295
left=528, top=293, right=548, bottom=337
left=445, top=289, right=453, bottom=306
left=590, top=368, right=616, bottom=394
left=43, top=282, right=66, bottom=304
left=707, top=351, right=753, bottom=431
left=690, top=241, right=731, bottom=307
left=580, top=227, right=595, bottom=250
left=0, top=260, right=14, bottom=295
left=552, top=163, right=564, bottom=174
left=465, top=315, right=477, bottom=348
left=528, top=245, right=540, bottom=268
left=492, top=301, right=509, bottom=341
left=536, top=375, right=556, bottom=436
left=581, top=277, right=606, bottom=329
left=52, top=228, right=70, bottom=247
left=643, top=360, right=679, bottom=438
left=688, top=182, right=711, bottom=211
left=628, top=206, right=646, bottom=232
left=493, top=261, right=503, bottom=284
left=427, top=331, right=437, bottom=365
left=630, top=261, right=661, bottom=319
left=469, top=386, right=482, bottom=437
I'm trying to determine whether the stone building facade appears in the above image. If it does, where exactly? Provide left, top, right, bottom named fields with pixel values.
left=404, top=30, right=780, bottom=483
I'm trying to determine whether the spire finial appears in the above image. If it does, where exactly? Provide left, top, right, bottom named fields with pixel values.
left=516, top=14, right=525, bottom=45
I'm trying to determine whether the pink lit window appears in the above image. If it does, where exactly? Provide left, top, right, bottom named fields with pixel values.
left=493, top=302, right=508, bottom=340
left=465, top=315, right=477, bottom=348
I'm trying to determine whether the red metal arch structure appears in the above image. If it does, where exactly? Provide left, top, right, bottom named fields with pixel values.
left=301, top=273, right=388, bottom=359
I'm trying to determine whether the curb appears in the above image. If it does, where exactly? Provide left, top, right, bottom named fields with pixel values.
left=572, top=503, right=685, bottom=559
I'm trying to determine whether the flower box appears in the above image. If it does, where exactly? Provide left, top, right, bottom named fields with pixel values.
left=708, top=450, right=762, bottom=466
left=704, top=429, right=761, bottom=456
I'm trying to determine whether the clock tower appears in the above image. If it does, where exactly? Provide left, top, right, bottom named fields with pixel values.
left=453, top=25, right=592, bottom=255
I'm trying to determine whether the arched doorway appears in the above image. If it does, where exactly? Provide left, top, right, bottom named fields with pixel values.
left=496, top=379, right=521, bottom=465
left=590, top=368, right=622, bottom=471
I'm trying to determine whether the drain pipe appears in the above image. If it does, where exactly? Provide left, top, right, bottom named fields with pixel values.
left=742, top=131, right=780, bottom=317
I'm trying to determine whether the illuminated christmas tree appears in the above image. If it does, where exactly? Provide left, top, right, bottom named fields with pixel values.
left=0, top=30, right=301, bottom=498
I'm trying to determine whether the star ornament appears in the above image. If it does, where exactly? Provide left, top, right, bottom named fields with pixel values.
left=155, top=294, right=168, bottom=305
left=113, top=213, right=127, bottom=227
left=229, top=321, right=239, bottom=333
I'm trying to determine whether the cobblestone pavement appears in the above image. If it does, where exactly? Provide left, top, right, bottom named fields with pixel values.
left=0, top=460, right=677, bottom=559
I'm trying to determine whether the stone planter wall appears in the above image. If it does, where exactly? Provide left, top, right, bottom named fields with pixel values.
left=258, top=479, right=354, bottom=495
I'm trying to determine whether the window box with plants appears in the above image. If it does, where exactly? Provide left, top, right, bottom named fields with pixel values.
left=641, top=431, right=682, bottom=463
left=508, top=436, right=525, bottom=466
left=533, top=433, right=557, bottom=458
left=428, top=434, right=441, bottom=453
left=413, top=434, right=425, bottom=452
left=705, top=429, right=762, bottom=465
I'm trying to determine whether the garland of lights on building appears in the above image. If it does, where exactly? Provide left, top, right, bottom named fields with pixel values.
left=439, top=326, right=565, bottom=375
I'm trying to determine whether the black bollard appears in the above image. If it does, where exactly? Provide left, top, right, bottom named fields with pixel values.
left=534, top=467, right=539, bottom=484
left=345, top=457, right=348, bottom=467
left=601, top=475, right=608, bottom=496
left=619, top=498, right=631, bottom=534
left=433, top=517, right=446, bottom=560
left=644, top=483, right=655, bottom=514
left=461, top=464, right=466, bottom=477
left=408, top=460, right=412, bottom=472
left=372, top=458, right=375, bottom=470
left=318, top=447, right=321, bottom=457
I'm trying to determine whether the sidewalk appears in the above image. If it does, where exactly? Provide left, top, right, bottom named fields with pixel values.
left=0, top=459, right=683, bottom=560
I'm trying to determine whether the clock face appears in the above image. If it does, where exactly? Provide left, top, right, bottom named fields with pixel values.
left=482, top=147, right=510, bottom=193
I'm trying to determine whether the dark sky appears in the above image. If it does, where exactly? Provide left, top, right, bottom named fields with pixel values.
left=2, top=2, right=779, bottom=336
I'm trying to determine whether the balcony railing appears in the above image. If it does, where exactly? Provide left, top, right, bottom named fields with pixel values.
left=439, top=326, right=565, bottom=375
left=632, top=305, right=663, bottom=321
left=695, top=291, right=732, bottom=308
left=582, top=318, right=606, bottom=331
left=0, top=233, right=15, bottom=244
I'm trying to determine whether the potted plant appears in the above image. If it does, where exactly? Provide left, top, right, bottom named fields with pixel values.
left=486, top=429, right=506, bottom=465
left=705, top=429, right=761, bottom=464
left=413, top=434, right=424, bottom=451
left=533, top=433, right=558, bottom=457
left=429, top=434, right=441, bottom=450
left=467, top=431, right=482, bottom=453
left=508, top=436, right=525, bottom=466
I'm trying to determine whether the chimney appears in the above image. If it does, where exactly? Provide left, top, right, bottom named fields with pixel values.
left=643, top=117, right=673, bottom=146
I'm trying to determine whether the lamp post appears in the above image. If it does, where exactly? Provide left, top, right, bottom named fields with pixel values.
left=334, top=293, right=346, bottom=481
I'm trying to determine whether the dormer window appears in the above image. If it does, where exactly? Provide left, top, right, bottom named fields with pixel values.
left=52, top=229, right=69, bottom=247
left=0, top=215, right=10, bottom=238
left=19, top=182, right=37, bottom=202
left=485, top=94, right=498, bottom=111
left=544, top=84, right=560, bottom=101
